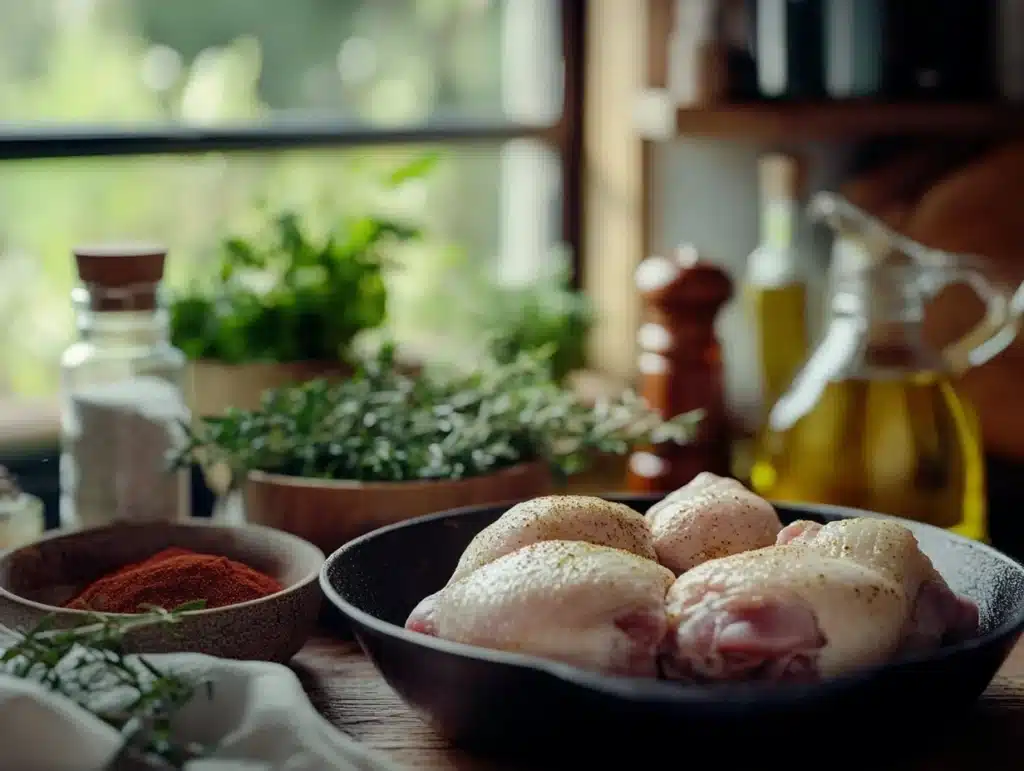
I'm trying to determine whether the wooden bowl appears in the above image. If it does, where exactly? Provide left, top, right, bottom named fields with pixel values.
left=0, top=521, right=325, bottom=662
left=244, top=462, right=553, bottom=556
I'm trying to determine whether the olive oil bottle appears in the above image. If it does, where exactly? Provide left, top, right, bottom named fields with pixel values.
left=744, top=153, right=811, bottom=418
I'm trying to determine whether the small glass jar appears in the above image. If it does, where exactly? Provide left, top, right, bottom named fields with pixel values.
left=0, top=493, right=44, bottom=549
left=0, top=467, right=44, bottom=549
left=59, top=244, right=191, bottom=530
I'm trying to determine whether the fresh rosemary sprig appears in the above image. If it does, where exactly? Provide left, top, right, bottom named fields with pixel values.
left=0, top=602, right=211, bottom=769
left=174, top=344, right=703, bottom=484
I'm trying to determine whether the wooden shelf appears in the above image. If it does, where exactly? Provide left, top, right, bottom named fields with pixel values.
left=635, top=89, right=1024, bottom=141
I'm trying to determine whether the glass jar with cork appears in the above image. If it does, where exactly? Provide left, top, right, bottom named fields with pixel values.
left=59, top=244, right=191, bottom=530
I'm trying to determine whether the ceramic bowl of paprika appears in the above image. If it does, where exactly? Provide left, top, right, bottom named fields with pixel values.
left=0, top=520, right=325, bottom=662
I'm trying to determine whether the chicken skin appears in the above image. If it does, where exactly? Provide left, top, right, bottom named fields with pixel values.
left=645, top=472, right=783, bottom=575
left=406, top=540, right=676, bottom=677
left=662, top=517, right=979, bottom=683
left=775, top=518, right=980, bottom=654
left=446, top=495, right=657, bottom=586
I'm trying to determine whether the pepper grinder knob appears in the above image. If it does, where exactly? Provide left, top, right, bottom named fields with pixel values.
left=627, top=244, right=733, bottom=493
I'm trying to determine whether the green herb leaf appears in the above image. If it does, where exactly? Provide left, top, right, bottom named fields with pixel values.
left=0, top=610, right=214, bottom=768
left=168, top=599, right=208, bottom=613
left=388, top=152, right=441, bottom=185
left=173, top=346, right=702, bottom=484
left=168, top=168, right=426, bottom=364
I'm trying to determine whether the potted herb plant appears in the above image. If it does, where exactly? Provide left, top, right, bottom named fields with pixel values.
left=175, top=346, right=701, bottom=555
left=171, top=210, right=416, bottom=420
left=407, top=245, right=592, bottom=383
left=476, top=248, right=592, bottom=383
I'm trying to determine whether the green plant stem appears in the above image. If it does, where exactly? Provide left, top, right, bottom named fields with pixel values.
left=0, top=604, right=211, bottom=769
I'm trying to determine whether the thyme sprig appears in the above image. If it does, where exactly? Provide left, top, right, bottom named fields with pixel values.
left=174, top=344, right=703, bottom=484
left=0, top=602, right=211, bottom=769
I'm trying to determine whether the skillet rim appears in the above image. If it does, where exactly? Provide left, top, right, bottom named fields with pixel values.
left=320, top=495, right=1024, bottom=706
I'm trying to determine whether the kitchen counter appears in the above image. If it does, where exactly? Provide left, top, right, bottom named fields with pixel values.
left=293, top=633, right=1024, bottom=771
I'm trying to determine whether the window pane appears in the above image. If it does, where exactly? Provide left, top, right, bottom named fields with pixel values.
left=0, top=141, right=562, bottom=396
left=0, top=0, right=563, bottom=127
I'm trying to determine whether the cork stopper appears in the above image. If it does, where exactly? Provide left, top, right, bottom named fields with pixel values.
left=759, top=153, right=805, bottom=201
left=72, top=243, right=167, bottom=311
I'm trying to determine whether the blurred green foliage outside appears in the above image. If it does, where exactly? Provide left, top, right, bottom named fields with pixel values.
left=0, top=0, right=521, bottom=395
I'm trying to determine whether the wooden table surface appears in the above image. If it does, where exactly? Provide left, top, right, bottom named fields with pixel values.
left=292, top=633, right=1024, bottom=771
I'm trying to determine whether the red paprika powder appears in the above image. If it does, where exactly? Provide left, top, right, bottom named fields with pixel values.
left=65, top=547, right=283, bottom=613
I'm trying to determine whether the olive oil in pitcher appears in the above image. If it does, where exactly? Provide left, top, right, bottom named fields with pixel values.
left=751, top=372, right=986, bottom=540
left=751, top=194, right=1024, bottom=541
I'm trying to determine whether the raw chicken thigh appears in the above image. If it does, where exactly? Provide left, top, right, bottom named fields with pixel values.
left=445, top=495, right=657, bottom=585
left=406, top=540, right=675, bottom=677
left=645, top=472, right=782, bottom=574
left=776, top=518, right=980, bottom=653
left=662, top=517, right=979, bottom=683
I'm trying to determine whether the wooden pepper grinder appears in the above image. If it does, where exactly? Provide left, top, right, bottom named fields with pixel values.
left=627, top=245, right=733, bottom=493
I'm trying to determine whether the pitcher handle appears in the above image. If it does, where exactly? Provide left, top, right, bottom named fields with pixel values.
left=941, top=270, right=1024, bottom=374
left=807, top=192, right=896, bottom=260
left=808, top=191, right=954, bottom=268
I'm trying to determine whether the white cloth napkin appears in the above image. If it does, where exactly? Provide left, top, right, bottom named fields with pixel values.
left=0, top=651, right=405, bottom=771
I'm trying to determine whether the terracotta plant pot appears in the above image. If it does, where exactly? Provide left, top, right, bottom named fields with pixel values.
left=186, top=359, right=350, bottom=418
left=243, top=463, right=553, bottom=555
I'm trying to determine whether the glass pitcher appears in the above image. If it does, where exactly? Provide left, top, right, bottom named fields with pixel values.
left=750, top=193, right=1024, bottom=541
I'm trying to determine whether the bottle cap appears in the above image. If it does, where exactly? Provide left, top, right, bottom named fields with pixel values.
left=72, top=243, right=168, bottom=311
left=759, top=153, right=805, bottom=200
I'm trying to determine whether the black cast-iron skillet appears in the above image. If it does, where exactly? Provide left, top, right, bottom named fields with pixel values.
left=320, top=497, right=1024, bottom=762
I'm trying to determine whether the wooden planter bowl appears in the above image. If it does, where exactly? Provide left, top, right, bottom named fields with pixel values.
left=243, top=463, right=552, bottom=556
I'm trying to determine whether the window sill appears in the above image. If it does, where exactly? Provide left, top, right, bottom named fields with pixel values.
left=0, top=397, right=60, bottom=454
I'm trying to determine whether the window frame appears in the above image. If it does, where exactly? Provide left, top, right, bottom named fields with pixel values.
left=0, top=119, right=556, bottom=159
left=0, top=0, right=586, bottom=276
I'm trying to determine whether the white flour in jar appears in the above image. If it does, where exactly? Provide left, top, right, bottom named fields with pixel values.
left=60, top=375, right=191, bottom=529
